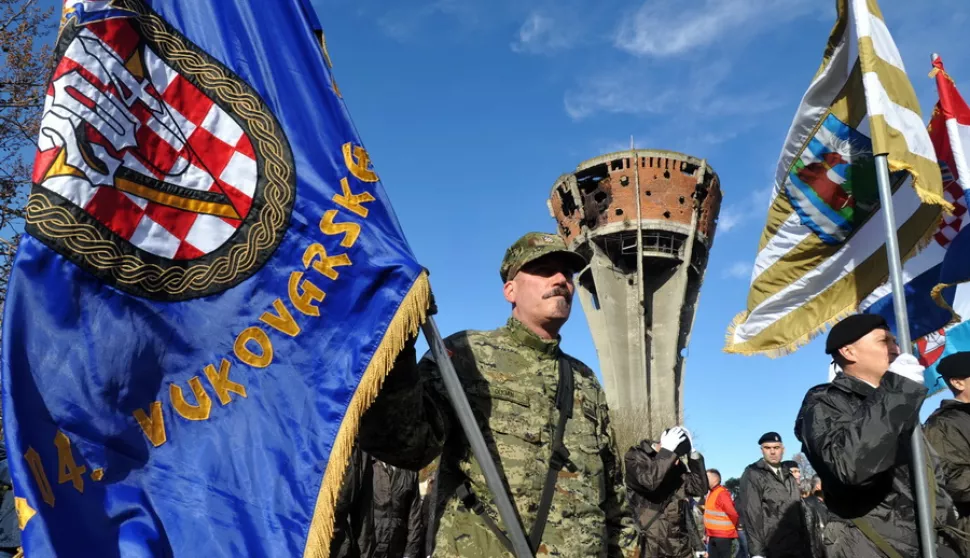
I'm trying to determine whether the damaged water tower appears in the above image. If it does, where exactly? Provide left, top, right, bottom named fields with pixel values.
left=548, top=150, right=721, bottom=437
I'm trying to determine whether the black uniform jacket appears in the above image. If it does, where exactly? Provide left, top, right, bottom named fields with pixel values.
left=925, top=399, right=970, bottom=557
left=737, top=458, right=807, bottom=557
left=795, top=372, right=956, bottom=558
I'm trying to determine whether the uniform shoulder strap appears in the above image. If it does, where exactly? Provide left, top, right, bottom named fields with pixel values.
left=528, top=354, right=576, bottom=550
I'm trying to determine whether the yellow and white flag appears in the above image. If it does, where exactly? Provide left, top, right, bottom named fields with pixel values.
left=724, top=0, right=947, bottom=356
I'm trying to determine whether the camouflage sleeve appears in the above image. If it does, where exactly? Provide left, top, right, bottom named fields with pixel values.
left=599, top=395, right=640, bottom=558
left=358, top=339, right=451, bottom=470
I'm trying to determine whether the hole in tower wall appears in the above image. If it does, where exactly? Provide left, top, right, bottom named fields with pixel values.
left=681, top=162, right=699, bottom=176
left=664, top=170, right=671, bottom=179
left=610, top=159, right=624, bottom=171
left=576, top=163, right=610, bottom=195
left=615, top=208, right=624, bottom=216
left=558, top=186, right=578, bottom=217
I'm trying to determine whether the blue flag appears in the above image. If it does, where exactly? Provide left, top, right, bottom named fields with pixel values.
left=3, top=1, right=429, bottom=556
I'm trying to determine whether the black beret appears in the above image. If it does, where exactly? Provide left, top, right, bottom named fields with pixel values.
left=825, top=314, right=889, bottom=355
left=759, top=432, right=782, bottom=445
left=938, top=352, right=970, bottom=380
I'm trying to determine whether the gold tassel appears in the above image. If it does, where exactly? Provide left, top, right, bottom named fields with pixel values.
left=302, top=272, right=431, bottom=558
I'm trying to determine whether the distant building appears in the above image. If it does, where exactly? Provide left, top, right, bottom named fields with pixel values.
left=548, top=149, right=721, bottom=437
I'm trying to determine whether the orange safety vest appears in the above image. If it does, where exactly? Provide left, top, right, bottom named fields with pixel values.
left=704, top=485, right=738, bottom=538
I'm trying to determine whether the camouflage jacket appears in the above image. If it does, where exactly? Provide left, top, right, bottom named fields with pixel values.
left=359, top=317, right=639, bottom=557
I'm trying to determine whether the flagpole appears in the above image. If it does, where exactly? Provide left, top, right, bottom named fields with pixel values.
left=421, top=316, right=535, bottom=558
left=874, top=154, right=937, bottom=558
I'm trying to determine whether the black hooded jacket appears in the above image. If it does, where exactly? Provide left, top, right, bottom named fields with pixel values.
left=925, top=399, right=970, bottom=557
left=625, top=441, right=708, bottom=557
left=795, top=372, right=957, bottom=558
left=330, top=446, right=425, bottom=558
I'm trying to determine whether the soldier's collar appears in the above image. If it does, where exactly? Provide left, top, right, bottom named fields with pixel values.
left=940, top=399, right=970, bottom=412
left=505, top=317, right=560, bottom=357
left=830, top=373, right=877, bottom=397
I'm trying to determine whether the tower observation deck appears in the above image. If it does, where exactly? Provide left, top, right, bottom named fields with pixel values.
left=548, top=149, right=722, bottom=437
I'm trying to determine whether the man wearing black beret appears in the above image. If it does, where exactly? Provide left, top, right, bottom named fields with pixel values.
left=794, top=314, right=959, bottom=557
left=736, top=432, right=805, bottom=558
left=924, top=351, right=970, bottom=557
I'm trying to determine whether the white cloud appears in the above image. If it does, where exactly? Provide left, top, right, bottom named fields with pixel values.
left=562, top=57, right=786, bottom=123
left=718, top=187, right=773, bottom=235
left=510, top=12, right=574, bottom=54
left=377, top=0, right=477, bottom=41
left=717, top=207, right=744, bottom=234
left=614, top=0, right=820, bottom=58
left=723, top=261, right=753, bottom=280
left=564, top=73, right=678, bottom=120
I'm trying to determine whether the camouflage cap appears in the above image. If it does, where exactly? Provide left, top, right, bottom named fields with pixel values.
left=499, top=232, right=588, bottom=282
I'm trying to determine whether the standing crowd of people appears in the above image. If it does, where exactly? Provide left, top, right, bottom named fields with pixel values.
left=330, top=231, right=970, bottom=557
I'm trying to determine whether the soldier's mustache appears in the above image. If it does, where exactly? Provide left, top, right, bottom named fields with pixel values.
left=542, top=287, right=572, bottom=301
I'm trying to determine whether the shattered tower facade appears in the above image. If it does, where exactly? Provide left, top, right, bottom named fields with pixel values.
left=548, top=150, right=721, bottom=437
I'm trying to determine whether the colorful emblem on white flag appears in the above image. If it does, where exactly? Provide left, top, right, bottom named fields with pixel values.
left=724, top=0, right=945, bottom=356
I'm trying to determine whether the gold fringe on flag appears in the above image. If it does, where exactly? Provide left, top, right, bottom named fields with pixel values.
left=303, top=271, right=431, bottom=558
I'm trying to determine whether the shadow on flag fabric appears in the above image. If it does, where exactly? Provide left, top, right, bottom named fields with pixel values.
left=2, top=1, right=429, bottom=556
left=724, top=0, right=946, bottom=356
left=861, top=55, right=970, bottom=393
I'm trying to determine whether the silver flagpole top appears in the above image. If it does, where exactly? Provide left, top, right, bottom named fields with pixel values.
left=932, top=52, right=940, bottom=62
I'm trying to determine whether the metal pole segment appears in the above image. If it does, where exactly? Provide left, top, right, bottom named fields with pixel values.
left=874, top=154, right=936, bottom=558
left=420, top=316, right=535, bottom=558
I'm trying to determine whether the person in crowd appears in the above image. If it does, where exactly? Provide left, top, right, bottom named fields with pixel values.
left=625, top=426, right=708, bottom=557
left=703, top=469, right=739, bottom=558
left=0, top=444, right=19, bottom=558
left=737, top=432, right=806, bottom=558
left=924, top=351, right=970, bottom=557
left=795, top=314, right=959, bottom=557
left=782, top=461, right=801, bottom=483
left=358, top=232, right=638, bottom=557
left=330, top=445, right=425, bottom=558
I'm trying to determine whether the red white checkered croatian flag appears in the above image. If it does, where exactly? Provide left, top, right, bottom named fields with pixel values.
left=33, top=16, right=257, bottom=260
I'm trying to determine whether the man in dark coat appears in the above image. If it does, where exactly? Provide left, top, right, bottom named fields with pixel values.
left=737, top=432, right=806, bottom=558
left=330, top=445, right=425, bottom=558
left=625, top=426, right=708, bottom=557
left=795, top=314, right=959, bottom=558
left=924, top=351, right=970, bottom=557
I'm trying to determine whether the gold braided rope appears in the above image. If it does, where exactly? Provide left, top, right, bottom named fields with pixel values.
left=27, top=0, right=294, bottom=297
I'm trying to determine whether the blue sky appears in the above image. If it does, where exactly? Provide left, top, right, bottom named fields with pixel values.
left=310, top=0, right=970, bottom=479
left=29, top=0, right=969, bottom=480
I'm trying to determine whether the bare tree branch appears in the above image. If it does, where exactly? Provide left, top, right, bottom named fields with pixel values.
left=0, top=0, right=55, bottom=325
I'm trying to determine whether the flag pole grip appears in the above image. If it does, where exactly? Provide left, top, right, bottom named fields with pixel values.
left=420, top=316, right=535, bottom=558
left=874, top=154, right=937, bottom=558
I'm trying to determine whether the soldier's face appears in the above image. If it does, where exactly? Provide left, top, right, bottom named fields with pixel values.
left=839, top=328, right=899, bottom=380
left=505, top=255, right=576, bottom=330
left=761, top=442, right=784, bottom=465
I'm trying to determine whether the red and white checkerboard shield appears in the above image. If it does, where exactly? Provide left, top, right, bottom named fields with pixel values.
left=33, top=17, right=257, bottom=261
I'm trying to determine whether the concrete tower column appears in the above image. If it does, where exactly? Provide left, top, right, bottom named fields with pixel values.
left=548, top=150, right=721, bottom=440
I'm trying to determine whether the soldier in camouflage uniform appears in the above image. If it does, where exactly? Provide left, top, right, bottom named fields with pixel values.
left=358, top=232, right=640, bottom=557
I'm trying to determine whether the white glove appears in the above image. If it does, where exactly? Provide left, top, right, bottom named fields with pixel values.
left=660, top=427, right=687, bottom=452
left=887, top=353, right=925, bottom=384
